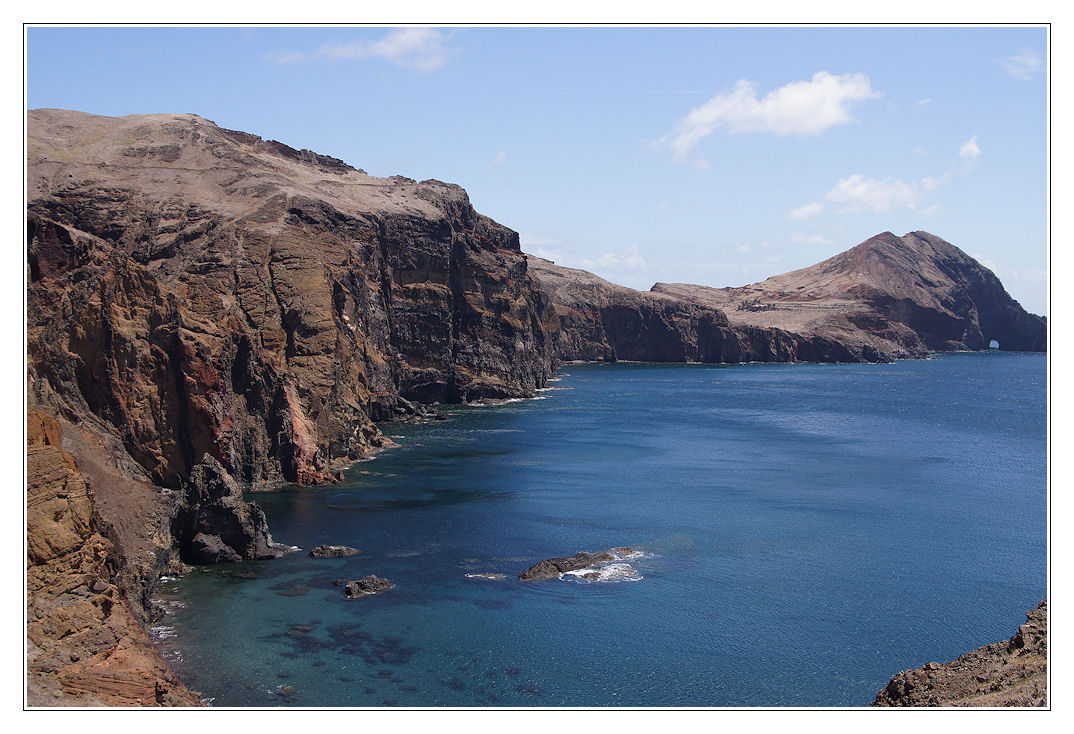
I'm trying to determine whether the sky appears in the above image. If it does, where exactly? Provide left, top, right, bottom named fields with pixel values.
left=25, top=25, right=1049, bottom=315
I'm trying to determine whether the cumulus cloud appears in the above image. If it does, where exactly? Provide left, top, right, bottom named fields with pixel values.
left=959, top=134, right=981, bottom=164
left=658, top=71, right=878, bottom=161
left=789, top=202, right=824, bottom=220
left=489, top=151, right=507, bottom=167
left=824, top=175, right=923, bottom=213
left=998, top=49, right=1045, bottom=80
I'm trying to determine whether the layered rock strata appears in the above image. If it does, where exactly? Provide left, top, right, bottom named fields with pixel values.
left=873, top=602, right=1047, bottom=707
left=653, top=231, right=1046, bottom=360
left=26, top=411, right=202, bottom=706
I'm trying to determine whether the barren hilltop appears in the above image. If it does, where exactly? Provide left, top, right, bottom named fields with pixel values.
left=651, top=230, right=1046, bottom=360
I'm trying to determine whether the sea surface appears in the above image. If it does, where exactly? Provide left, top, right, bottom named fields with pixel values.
left=152, top=353, right=1047, bottom=707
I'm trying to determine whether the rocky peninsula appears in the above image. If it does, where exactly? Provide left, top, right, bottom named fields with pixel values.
left=25, top=109, right=1047, bottom=706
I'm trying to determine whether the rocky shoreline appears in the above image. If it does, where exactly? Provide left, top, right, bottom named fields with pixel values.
left=873, top=602, right=1047, bottom=707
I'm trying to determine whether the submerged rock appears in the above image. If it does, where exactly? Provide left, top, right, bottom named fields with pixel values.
left=309, top=545, right=360, bottom=558
left=519, top=550, right=623, bottom=581
left=344, top=575, right=392, bottom=597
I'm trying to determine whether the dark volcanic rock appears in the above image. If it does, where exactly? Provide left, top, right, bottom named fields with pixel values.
left=309, top=544, right=360, bottom=558
left=172, top=455, right=287, bottom=564
left=873, top=602, right=1047, bottom=707
left=653, top=231, right=1046, bottom=360
left=519, top=551, right=617, bottom=581
left=345, top=575, right=393, bottom=597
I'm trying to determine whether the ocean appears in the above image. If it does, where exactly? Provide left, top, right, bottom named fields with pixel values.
left=151, top=353, right=1047, bottom=707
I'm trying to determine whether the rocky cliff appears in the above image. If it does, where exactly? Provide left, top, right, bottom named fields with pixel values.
left=528, top=256, right=880, bottom=363
left=653, top=231, right=1046, bottom=361
left=28, top=108, right=555, bottom=553
left=873, top=602, right=1047, bottom=707
left=27, top=109, right=557, bottom=704
left=26, top=411, right=202, bottom=706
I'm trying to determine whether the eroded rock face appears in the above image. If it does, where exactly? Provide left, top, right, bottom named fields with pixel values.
left=26, top=411, right=202, bottom=707
left=652, top=231, right=1046, bottom=360
left=27, top=108, right=556, bottom=498
left=873, top=602, right=1047, bottom=707
left=528, top=257, right=874, bottom=363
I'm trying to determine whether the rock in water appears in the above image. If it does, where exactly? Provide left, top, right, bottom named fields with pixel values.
left=519, top=551, right=617, bottom=581
left=309, top=545, right=360, bottom=558
left=344, top=575, right=392, bottom=597
left=873, top=602, right=1047, bottom=707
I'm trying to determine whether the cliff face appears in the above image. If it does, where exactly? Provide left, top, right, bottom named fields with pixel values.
left=27, top=108, right=558, bottom=705
left=26, top=411, right=202, bottom=706
left=29, top=109, right=555, bottom=494
left=653, top=231, right=1046, bottom=360
left=528, top=256, right=886, bottom=364
left=873, top=602, right=1047, bottom=707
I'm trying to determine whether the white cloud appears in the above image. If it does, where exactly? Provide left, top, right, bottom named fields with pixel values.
left=658, top=199, right=676, bottom=209
left=789, top=202, right=824, bottom=220
left=998, top=49, right=1045, bottom=80
left=580, top=245, right=647, bottom=270
left=825, top=174, right=923, bottom=213
left=920, top=205, right=940, bottom=217
left=959, top=134, right=981, bottom=164
left=316, top=28, right=452, bottom=71
left=489, top=151, right=507, bottom=167
left=915, top=98, right=931, bottom=107
left=658, top=71, right=878, bottom=160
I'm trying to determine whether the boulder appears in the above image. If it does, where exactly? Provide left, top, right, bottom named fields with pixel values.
left=344, top=575, right=392, bottom=597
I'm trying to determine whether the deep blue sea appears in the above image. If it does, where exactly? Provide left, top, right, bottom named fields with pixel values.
left=151, top=353, right=1047, bottom=707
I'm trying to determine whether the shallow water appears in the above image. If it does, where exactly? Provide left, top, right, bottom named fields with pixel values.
left=153, top=353, right=1047, bottom=707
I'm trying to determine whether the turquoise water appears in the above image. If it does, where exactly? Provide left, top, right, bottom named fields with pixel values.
left=152, top=353, right=1047, bottom=707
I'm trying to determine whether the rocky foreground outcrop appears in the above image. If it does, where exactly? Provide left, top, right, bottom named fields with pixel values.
left=873, top=602, right=1047, bottom=707
left=26, top=411, right=201, bottom=706
left=653, top=231, right=1046, bottom=361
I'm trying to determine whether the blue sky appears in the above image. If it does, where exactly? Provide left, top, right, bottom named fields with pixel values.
left=26, top=26, right=1048, bottom=314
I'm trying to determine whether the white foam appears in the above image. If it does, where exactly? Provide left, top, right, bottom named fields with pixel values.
left=465, top=573, right=506, bottom=580
left=564, top=562, right=642, bottom=583
left=150, top=625, right=178, bottom=640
